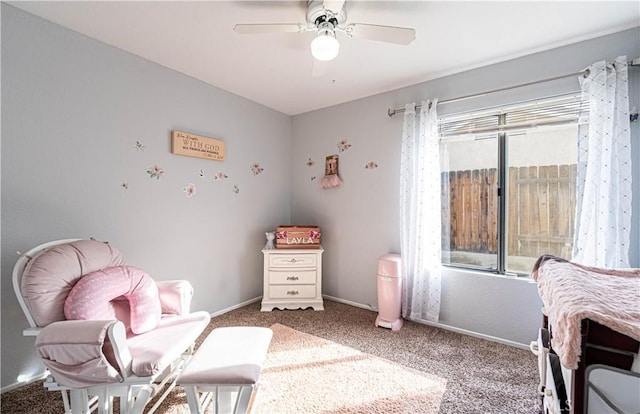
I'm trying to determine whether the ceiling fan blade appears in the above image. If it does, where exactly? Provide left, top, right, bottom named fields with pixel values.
left=323, top=0, right=345, bottom=14
left=347, top=23, right=416, bottom=45
left=312, top=59, right=329, bottom=78
left=233, top=24, right=303, bottom=34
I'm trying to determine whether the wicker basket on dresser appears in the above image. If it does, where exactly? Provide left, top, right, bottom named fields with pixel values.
left=261, top=247, right=324, bottom=311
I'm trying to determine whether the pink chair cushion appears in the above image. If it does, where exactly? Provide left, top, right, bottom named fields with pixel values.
left=127, top=311, right=211, bottom=376
left=36, top=320, right=124, bottom=388
left=21, top=240, right=126, bottom=327
left=64, top=266, right=162, bottom=334
left=178, top=326, right=273, bottom=385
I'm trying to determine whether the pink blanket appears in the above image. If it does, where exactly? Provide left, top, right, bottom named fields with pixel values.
left=532, top=255, right=640, bottom=369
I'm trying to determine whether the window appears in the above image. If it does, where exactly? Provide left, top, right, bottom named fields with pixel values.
left=439, top=95, right=587, bottom=275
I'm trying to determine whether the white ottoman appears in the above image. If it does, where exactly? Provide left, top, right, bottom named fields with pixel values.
left=178, top=327, right=273, bottom=414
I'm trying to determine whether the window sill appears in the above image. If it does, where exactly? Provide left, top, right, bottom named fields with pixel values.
left=442, top=263, right=535, bottom=282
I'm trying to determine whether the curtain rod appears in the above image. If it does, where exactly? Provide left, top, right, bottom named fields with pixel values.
left=387, top=58, right=640, bottom=117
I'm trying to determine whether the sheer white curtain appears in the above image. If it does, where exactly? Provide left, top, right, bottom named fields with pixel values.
left=400, top=100, right=442, bottom=322
left=573, top=56, right=632, bottom=268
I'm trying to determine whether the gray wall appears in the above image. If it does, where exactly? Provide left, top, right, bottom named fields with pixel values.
left=1, top=4, right=292, bottom=388
left=291, top=27, right=640, bottom=345
left=2, top=2, right=639, bottom=391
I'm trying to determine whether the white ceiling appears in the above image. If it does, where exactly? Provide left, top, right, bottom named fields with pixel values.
left=8, top=1, right=640, bottom=115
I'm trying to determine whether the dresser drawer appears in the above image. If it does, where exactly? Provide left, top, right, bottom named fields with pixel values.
left=269, top=284, right=316, bottom=299
left=269, top=254, right=317, bottom=268
left=262, top=246, right=323, bottom=311
left=269, top=270, right=316, bottom=284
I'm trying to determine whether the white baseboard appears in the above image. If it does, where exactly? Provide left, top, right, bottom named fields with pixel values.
left=210, top=296, right=262, bottom=318
left=323, top=294, right=528, bottom=350
left=1, top=372, right=48, bottom=393
left=408, top=317, right=529, bottom=350
left=323, top=294, right=378, bottom=311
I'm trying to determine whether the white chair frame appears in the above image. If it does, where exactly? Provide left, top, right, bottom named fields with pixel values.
left=12, top=238, right=203, bottom=414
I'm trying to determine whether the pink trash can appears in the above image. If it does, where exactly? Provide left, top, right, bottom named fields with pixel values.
left=375, top=254, right=403, bottom=331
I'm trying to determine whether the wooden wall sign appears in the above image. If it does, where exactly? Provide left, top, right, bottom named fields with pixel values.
left=171, top=130, right=225, bottom=161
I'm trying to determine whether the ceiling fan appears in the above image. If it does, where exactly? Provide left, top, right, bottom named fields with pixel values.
left=233, top=0, right=416, bottom=76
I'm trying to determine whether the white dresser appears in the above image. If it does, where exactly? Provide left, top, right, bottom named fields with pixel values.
left=261, top=247, right=324, bottom=311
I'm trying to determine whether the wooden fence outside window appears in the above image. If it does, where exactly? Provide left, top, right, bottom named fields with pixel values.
left=441, top=164, right=577, bottom=259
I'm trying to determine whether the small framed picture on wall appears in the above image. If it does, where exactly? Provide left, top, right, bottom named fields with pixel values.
left=325, top=154, right=339, bottom=176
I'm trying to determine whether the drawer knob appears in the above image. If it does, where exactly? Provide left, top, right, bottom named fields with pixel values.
left=287, top=258, right=299, bottom=263
left=287, top=276, right=299, bottom=281
left=286, top=290, right=299, bottom=296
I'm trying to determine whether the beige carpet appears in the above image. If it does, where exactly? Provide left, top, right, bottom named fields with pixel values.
left=250, top=323, right=447, bottom=414
left=2, top=300, right=539, bottom=413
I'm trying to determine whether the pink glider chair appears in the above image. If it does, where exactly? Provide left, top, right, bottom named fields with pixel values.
left=12, top=238, right=211, bottom=414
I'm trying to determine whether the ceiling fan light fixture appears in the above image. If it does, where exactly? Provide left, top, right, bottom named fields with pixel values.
left=311, top=29, right=340, bottom=61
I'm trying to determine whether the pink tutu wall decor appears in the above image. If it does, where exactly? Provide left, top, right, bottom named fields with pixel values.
left=321, top=154, right=343, bottom=189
